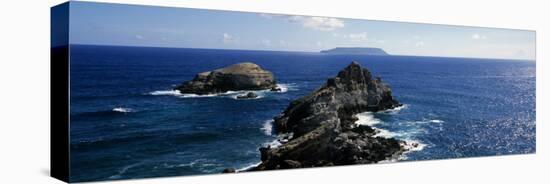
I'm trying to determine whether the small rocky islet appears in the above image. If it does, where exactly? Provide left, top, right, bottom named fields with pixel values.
left=175, top=62, right=281, bottom=95
left=175, top=61, right=410, bottom=172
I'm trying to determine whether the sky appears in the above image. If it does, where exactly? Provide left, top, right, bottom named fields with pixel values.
left=69, top=1, right=536, bottom=60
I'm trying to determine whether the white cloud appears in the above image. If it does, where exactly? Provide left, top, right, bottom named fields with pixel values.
left=472, top=33, right=487, bottom=40
left=223, top=33, right=235, bottom=44
left=316, top=41, right=323, bottom=47
left=135, top=35, right=144, bottom=40
left=259, top=13, right=344, bottom=31
left=333, top=32, right=369, bottom=42
left=415, top=41, right=425, bottom=47
left=286, top=16, right=344, bottom=31
left=348, top=32, right=368, bottom=42
left=261, top=39, right=272, bottom=46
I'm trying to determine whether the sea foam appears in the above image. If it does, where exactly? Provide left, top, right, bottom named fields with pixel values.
left=112, top=107, right=135, bottom=113
left=275, top=83, right=298, bottom=93
left=381, top=104, right=408, bottom=114
left=429, top=119, right=444, bottom=123
left=355, top=112, right=382, bottom=126
left=236, top=162, right=261, bottom=172
left=261, top=120, right=274, bottom=136
left=354, top=109, right=427, bottom=160
left=149, top=90, right=181, bottom=96
left=148, top=83, right=296, bottom=100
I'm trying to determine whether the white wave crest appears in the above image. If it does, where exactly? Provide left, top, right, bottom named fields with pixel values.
left=381, top=104, right=408, bottom=114
left=236, top=162, right=261, bottom=172
left=261, top=132, right=293, bottom=149
left=148, top=83, right=297, bottom=100
left=275, top=83, right=298, bottom=93
left=355, top=112, right=382, bottom=126
left=373, top=128, right=399, bottom=138
left=108, top=162, right=143, bottom=179
left=149, top=89, right=228, bottom=98
left=230, top=92, right=264, bottom=100
left=263, top=139, right=282, bottom=148
left=353, top=110, right=432, bottom=161
left=149, top=90, right=181, bottom=96
left=112, top=107, right=135, bottom=113
left=409, top=119, right=445, bottom=124
left=261, top=120, right=274, bottom=136
left=179, top=93, right=219, bottom=98
left=402, top=139, right=427, bottom=152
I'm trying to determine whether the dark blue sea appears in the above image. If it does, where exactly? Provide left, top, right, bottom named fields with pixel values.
left=69, top=45, right=536, bottom=182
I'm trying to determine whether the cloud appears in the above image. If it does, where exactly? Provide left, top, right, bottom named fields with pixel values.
left=472, top=33, right=487, bottom=40
left=135, top=35, right=144, bottom=40
left=222, top=33, right=235, bottom=44
left=316, top=41, right=323, bottom=47
left=333, top=32, right=369, bottom=42
left=348, top=32, right=368, bottom=42
left=261, top=39, right=272, bottom=46
left=296, top=16, right=344, bottom=31
left=376, top=40, right=386, bottom=44
left=261, top=14, right=344, bottom=31
left=415, top=41, right=425, bottom=47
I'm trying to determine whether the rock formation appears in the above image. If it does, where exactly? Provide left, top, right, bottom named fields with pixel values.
left=252, top=61, right=405, bottom=170
left=236, top=92, right=259, bottom=99
left=175, top=62, right=277, bottom=95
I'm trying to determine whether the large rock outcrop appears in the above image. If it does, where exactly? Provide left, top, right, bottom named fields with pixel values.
left=252, top=61, right=405, bottom=170
left=175, top=62, right=277, bottom=95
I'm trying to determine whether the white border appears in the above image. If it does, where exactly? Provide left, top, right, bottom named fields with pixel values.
left=0, top=0, right=548, bottom=184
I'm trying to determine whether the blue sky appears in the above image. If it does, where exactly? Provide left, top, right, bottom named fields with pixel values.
left=69, top=1, right=535, bottom=60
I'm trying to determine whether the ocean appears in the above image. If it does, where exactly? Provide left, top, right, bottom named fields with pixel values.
left=68, top=45, right=536, bottom=182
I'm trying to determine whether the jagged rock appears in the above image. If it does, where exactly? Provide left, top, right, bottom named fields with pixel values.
left=236, top=92, right=258, bottom=99
left=222, top=168, right=236, bottom=173
left=175, top=62, right=276, bottom=95
left=252, top=61, right=404, bottom=171
left=270, top=86, right=282, bottom=92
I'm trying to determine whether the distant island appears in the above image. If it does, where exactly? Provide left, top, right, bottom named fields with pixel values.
left=320, top=47, right=389, bottom=55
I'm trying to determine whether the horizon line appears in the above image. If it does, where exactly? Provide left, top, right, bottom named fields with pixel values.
left=68, top=43, right=535, bottom=61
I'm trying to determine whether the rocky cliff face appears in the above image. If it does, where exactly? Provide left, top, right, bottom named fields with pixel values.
left=175, top=62, right=277, bottom=95
left=253, top=61, right=405, bottom=170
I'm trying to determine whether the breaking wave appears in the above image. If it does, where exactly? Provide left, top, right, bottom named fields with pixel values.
left=355, top=112, right=382, bottom=126
left=236, top=162, right=261, bottom=172
left=354, top=106, right=428, bottom=160
left=261, top=120, right=274, bottom=136
left=380, top=104, right=408, bottom=114
left=149, top=90, right=181, bottom=96
left=148, top=83, right=297, bottom=100
left=112, top=107, right=135, bottom=113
